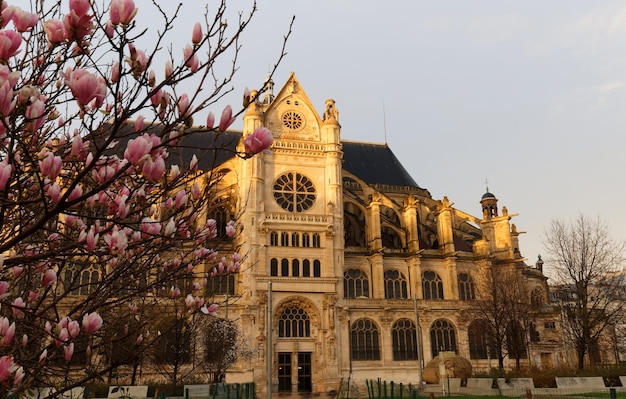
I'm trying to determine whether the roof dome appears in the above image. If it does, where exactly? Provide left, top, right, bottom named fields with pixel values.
left=481, top=191, right=496, bottom=200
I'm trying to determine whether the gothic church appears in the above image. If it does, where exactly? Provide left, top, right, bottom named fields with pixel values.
left=207, top=73, right=556, bottom=393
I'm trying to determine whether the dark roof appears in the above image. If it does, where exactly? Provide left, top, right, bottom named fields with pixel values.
left=342, top=141, right=420, bottom=187
left=481, top=191, right=496, bottom=200
left=170, top=130, right=241, bottom=170
left=98, top=122, right=241, bottom=170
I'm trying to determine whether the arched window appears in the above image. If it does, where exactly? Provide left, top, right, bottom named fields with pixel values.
left=154, top=318, right=191, bottom=364
left=63, top=263, right=100, bottom=296
left=280, top=232, right=289, bottom=246
left=430, top=319, right=457, bottom=358
left=206, top=274, right=235, bottom=296
left=302, top=259, right=311, bottom=277
left=468, top=319, right=495, bottom=359
left=531, top=287, right=544, bottom=307
left=312, top=233, right=321, bottom=248
left=458, top=273, right=475, bottom=300
left=281, top=259, right=289, bottom=276
left=271, top=258, right=278, bottom=276
left=302, top=233, right=310, bottom=247
left=381, top=227, right=402, bottom=249
left=350, top=318, right=380, bottom=360
left=392, top=319, right=417, bottom=360
left=209, top=206, right=229, bottom=238
left=291, top=232, right=300, bottom=247
left=422, top=271, right=444, bottom=300
left=270, top=231, right=278, bottom=246
left=344, top=269, right=369, bottom=298
left=313, top=260, right=321, bottom=277
left=292, top=259, right=300, bottom=277
left=278, top=307, right=310, bottom=337
left=384, top=270, right=408, bottom=299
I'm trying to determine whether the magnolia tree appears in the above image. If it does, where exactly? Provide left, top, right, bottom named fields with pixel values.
left=0, top=0, right=284, bottom=396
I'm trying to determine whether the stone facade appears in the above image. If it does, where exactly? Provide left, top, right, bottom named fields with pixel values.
left=210, top=73, right=560, bottom=393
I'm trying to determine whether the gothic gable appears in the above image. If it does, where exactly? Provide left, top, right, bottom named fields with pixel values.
left=263, top=73, right=323, bottom=141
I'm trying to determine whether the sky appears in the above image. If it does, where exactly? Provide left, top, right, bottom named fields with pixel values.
left=140, top=1, right=626, bottom=280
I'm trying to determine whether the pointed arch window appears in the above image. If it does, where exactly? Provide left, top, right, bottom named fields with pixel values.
left=468, top=319, right=496, bottom=359
left=270, top=231, right=278, bottom=246
left=422, top=271, right=444, bottom=300
left=344, top=269, right=369, bottom=298
left=458, top=273, right=475, bottom=300
left=278, top=307, right=310, bottom=337
left=291, top=232, right=300, bottom=247
left=392, top=319, right=418, bottom=360
left=384, top=270, right=408, bottom=299
left=350, top=318, right=380, bottom=361
left=430, top=319, right=457, bottom=358
left=531, top=287, right=544, bottom=307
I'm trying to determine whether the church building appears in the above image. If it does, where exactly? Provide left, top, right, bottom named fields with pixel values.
left=206, top=73, right=558, bottom=393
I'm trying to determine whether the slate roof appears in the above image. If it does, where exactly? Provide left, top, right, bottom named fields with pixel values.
left=341, top=141, right=420, bottom=188
left=103, top=122, right=420, bottom=187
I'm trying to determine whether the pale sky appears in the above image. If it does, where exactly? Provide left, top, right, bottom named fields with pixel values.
left=140, top=1, right=626, bottom=279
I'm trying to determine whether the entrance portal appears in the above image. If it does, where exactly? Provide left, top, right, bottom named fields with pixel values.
left=297, top=352, right=312, bottom=392
left=278, top=353, right=291, bottom=392
left=277, top=352, right=312, bottom=392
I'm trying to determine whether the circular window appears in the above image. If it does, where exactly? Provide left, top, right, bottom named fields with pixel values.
left=281, top=111, right=303, bottom=130
left=273, top=172, right=316, bottom=212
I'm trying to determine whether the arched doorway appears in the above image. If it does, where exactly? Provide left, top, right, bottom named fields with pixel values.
left=273, top=297, right=320, bottom=393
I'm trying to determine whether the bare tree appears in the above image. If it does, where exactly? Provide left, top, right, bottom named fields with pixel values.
left=544, top=214, right=625, bottom=369
left=470, top=263, right=534, bottom=369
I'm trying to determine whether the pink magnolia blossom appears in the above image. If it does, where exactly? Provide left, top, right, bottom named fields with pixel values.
left=68, top=320, right=80, bottom=339
left=0, top=318, right=15, bottom=345
left=12, top=297, right=24, bottom=316
left=86, top=226, right=98, bottom=252
left=225, top=220, right=236, bottom=237
left=191, top=182, right=201, bottom=200
left=43, top=19, right=67, bottom=44
left=170, top=286, right=180, bottom=298
left=0, top=280, right=8, bottom=299
left=141, top=217, right=160, bottom=238
left=105, top=20, right=114, bottom=37
left=141, top=155, right=165, bottom=182
left=69, top=0, right=91, bottom=17
left=46, top=182, right=61, bottom=203
left=65, top=68, right=107, bottom=108
left=165, top=60, right=173, bottom=79
left=67, top=184, right=83, bottom=202
left=243, top=127, right=273, bottom=157
left=124, top=134, right=153, bottom=165
left=13, top=366, right=24, bottom=386
left=104, top=226, right=128, bottom=254
left=25, top=98, right=46, bottom=132
left=39, top=150, right=62, bottom=180
left=0, top=29, right=22, bottom=60
left=11, top=7, right=38, bottom=32
left=1, top=5, right=14, bottom=28
left=39, top=349, right=47, bottom=364
left=82, top=312, right=103, bottom=334
left=206, top=111, right=215, bottom=129
left=111, top=61, right=120, bottom=83
left=200, top=303, right=219, bottom=316
left=192, top=22, right=202, bottom=44
left=218, top=105, right=234, bottom=131
left=0, top=80, right=15, bottom=116
left=177, top=93, right=190, bottom=118
left=41, top=268, right=57, bottom=287
left=183, top=45, right=199, bottom=72
left=134, top=115, right=144, bottom=132
left=0, top=355, right=13, bottom=383
left=64, top=342, right=74, bottom=361
left=0, top=159, right=11, bottom=191
left=128, top=43, right=148, bottom=74
left=21, top=334, right=27, bottom=346
left=110, top=0, right=137, bottom=26
left=63, top=6, right=94, bottom=43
